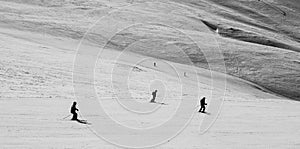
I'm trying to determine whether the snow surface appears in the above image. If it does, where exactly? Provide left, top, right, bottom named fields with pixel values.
left=0, top=27, right=300, bottom=149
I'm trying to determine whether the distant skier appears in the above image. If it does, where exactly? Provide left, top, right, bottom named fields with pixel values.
left=150, top=90, right=158, bottom=103
left=154, top=62, right=156, bottom=67
left=198, top=97, right=207, bottom=113
left=70, top=101, right=79, bottom=120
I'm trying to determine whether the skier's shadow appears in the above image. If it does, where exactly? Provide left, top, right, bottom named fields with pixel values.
left=151, top=101, right=168, bottom=105
left=74, top=119, right=91, bottom=125
left=200, top=112, right=211, bottom=115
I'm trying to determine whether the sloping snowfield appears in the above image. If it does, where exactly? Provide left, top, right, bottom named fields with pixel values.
left=0, top=27, right=299, bottom=149
left=0, top=0, right=300, bottom=148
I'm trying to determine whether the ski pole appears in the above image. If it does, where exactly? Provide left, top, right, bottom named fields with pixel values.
left=62, top=114, right=71, bottom=120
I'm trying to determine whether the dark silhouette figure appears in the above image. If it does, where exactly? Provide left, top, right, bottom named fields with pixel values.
left=69, top=102, right=90, bottom=125
left=150, top=90, right=158, bottom=103
left=154, top=62, right=156, bottom=67
left=198, top=97, right=207, bottom=113
left=70, top=101, right=79, bottom=120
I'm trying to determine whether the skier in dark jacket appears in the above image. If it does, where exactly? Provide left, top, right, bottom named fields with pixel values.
left=70, top=101, right=79, bottom=120
left=150, top=90, right=158, bottom=103
left=198, top=97, right=207, bottom=113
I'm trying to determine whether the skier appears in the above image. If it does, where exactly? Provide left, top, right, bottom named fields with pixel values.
left=198, top=97, right=207, bottom=113
left=150, top=90, right=158, bottom=103
left=70, top=101, right=79, bottom=120
left=154, top=62, right=156, bottom=67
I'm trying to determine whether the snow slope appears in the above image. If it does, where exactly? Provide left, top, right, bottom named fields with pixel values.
left=0, top=27, right=300, bottom=148
left=0, top=0, right=299, bottom=100
left=0, top=0, right=300, bottom=148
